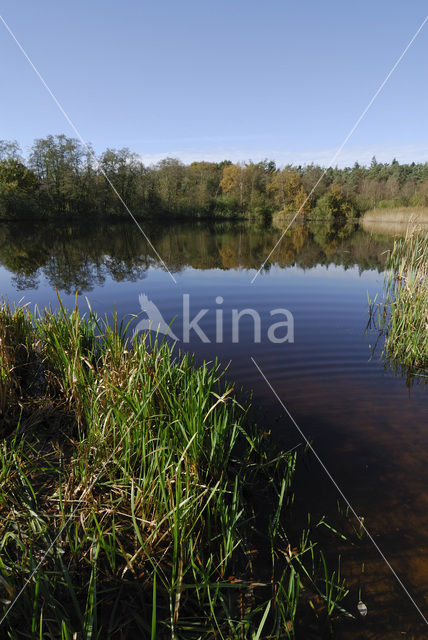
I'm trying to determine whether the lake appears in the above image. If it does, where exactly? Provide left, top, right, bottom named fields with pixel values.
left=0, top=218, right=426, bottom=637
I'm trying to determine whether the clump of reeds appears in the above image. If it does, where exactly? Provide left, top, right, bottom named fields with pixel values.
left=0, top=301, right=34, bottom=414
left=372, top=225, right=427, bottom=378
left=0, top=300, right=350, bottom=638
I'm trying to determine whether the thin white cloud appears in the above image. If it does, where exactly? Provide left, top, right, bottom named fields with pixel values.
left=137, top=143, right=428, bottom=168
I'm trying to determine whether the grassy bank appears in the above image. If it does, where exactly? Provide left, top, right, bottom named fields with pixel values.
left=370, top=226, right=428, bottom=380
left=0, top=300, right=350, bottom=639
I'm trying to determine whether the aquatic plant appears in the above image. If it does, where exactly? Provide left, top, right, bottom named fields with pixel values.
left=370, top=224, right=427, bottom=380
left=0, top=299, right=349, bottom=638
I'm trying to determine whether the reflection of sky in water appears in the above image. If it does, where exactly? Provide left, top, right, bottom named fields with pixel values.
left=0, top=221, right=427, bottom=636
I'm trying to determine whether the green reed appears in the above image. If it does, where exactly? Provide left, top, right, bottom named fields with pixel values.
left=371, top=226, right=427, bottom=379
left=0, top=299, right=350, bottom=638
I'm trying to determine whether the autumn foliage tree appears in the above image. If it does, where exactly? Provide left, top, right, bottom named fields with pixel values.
left=220, top=162, right=269, bottom=212
left=267, top=168, right=310, bottom=215
left=314, top=184, right=358, bottom=220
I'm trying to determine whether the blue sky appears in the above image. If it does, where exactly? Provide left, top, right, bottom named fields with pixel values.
left=1, top=0, right=427, bottom=167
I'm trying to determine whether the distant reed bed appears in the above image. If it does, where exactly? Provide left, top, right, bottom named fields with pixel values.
left=362, top=206, right=428, bottom=224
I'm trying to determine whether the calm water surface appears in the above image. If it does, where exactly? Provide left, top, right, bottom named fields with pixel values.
left=0, top=219, right=426, bottom=638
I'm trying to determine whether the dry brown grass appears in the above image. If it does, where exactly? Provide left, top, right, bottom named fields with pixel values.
left=362, top=206, right=428, bottom=222
left=361, top=208, right=428, bottom=236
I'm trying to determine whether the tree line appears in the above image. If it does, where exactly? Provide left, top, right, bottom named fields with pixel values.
left=1, top=135, right=428, bottom=221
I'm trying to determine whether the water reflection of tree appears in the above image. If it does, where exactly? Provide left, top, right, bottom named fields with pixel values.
left=0, top=220, right=395, bottom=293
